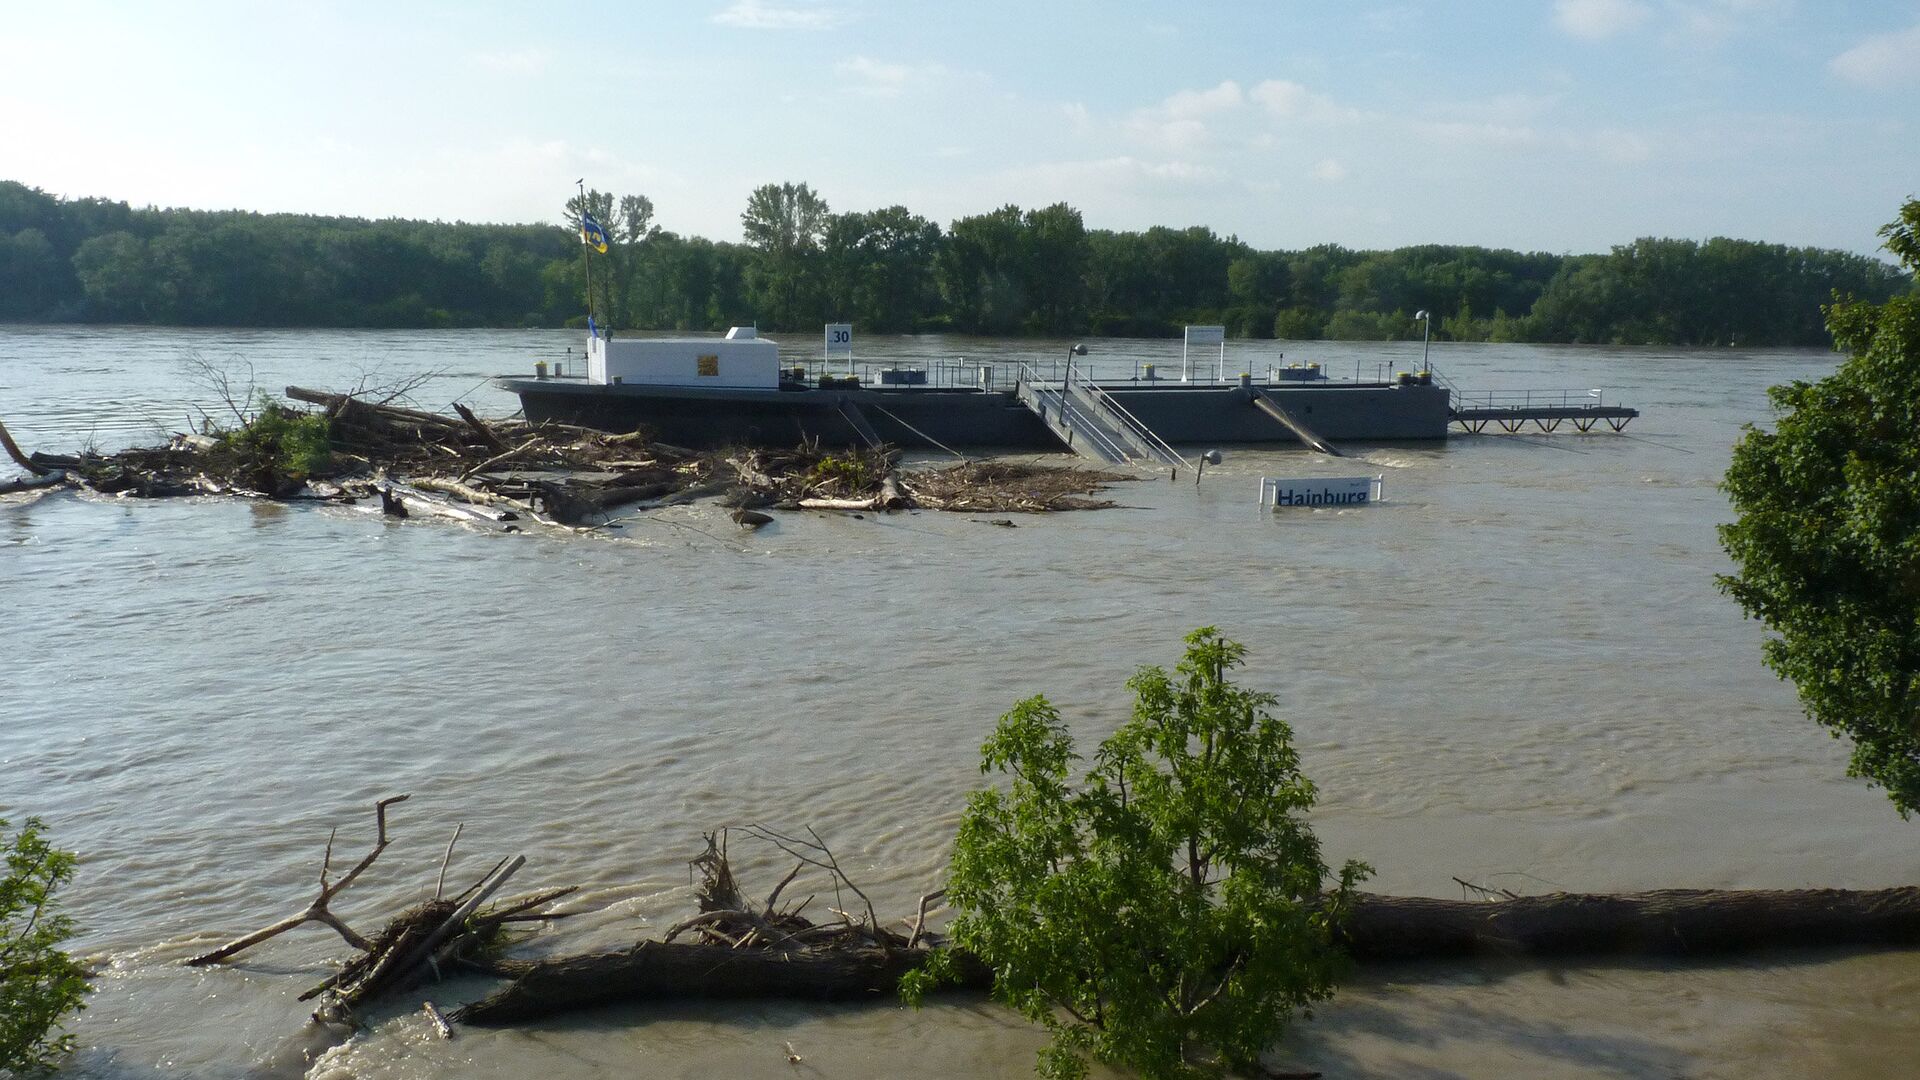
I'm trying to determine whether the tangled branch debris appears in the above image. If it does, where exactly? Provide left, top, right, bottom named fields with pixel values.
left=2, top=385, right=1131, bottom=527
left=185, top=796, right=576, bottom=1034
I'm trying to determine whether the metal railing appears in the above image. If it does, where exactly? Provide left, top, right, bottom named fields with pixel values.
left=1016, top=363, right=1132, bottom=463
left=1070, top=378, right=1192, bottom=471
left=1451, top=388, right=1614, bottom=411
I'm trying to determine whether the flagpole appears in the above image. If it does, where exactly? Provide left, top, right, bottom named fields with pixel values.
left=576, top=179, right=595, bottom=333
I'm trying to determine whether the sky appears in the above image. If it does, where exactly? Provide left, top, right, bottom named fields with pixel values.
left=1, top=1, right=1916, bottom=256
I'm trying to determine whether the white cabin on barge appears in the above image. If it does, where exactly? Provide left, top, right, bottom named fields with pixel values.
left=587, top=327, right=781, bottom=389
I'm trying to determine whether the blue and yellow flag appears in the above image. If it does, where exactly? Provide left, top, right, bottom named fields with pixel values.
left=580, top=212, right=610, bottom=253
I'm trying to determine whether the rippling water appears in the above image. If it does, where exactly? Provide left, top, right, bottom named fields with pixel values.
left=5, top=325, right=1918, bottom=1079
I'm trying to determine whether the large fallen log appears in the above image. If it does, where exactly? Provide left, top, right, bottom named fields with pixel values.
left=0, top=469, right=66, bottom=496
left=449, top=886, right=1920, bottom=1025
left=285, top=386, right=464, bottom=432
left=453, top=942, right=934, bottom=1025
left=1339, top=886, right=1920, bottom=960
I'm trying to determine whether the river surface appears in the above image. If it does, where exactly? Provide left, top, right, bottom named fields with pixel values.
left=4, top=326, right=1915, bottom=1079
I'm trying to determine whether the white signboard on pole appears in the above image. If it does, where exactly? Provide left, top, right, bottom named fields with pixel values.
left=824, top=323, right=853, bottom=359
left=1258, top=475, right=1383, bottom=509
left=1184, top=324, right=1226, bottom=382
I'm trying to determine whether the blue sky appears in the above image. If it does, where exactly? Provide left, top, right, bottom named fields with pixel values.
left=2, top=1, right=1915, bottom=255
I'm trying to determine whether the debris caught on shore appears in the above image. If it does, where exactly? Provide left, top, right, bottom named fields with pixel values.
left=182, top=794, right=1920, bottom=1061
left=1, top=386, right=1132, bottom=529
left=184, top=795, right=575, bottom=1063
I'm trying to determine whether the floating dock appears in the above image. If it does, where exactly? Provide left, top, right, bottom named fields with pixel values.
left=1448, top=389, right=1639, bottom=434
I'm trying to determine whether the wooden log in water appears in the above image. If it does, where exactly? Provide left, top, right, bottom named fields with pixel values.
left=0, top=469, right=66, bottom=496
left=451, top=942, right=942, bottom=1025
left=452, top=403, right=509, bottom=452
left=285, top=386, right=464, bottom=432
left=386, top=483, right=516, bottom=523
left=408, top=477, right=528, bottom=516
left=1339, top=886, right=1920, bottom=960
left=449, top=886, right=1920, bottom=1026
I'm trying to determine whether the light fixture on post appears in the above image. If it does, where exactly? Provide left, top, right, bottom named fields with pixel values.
left=1066, top=343, right=1087, bottom=388
left=1414, top=310, right=1432, bottom=375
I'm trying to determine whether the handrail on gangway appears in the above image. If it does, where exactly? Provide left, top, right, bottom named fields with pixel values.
left=1015, top=363, right=1131, bottom=464
left=1060, top=358, right=1193, bottom=473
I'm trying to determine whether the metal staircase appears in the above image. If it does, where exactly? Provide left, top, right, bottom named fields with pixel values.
left=1014, top=365, right=1193, bottom=472
left=1015, top=377, right=1130, bottom=463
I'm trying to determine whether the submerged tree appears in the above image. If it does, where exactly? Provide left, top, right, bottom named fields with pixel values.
left=904, top=628, right=1368, bottom=1080
left=1, top=817, right=91, bottom=1076
left=1719, top=198, right=1920, bottom=814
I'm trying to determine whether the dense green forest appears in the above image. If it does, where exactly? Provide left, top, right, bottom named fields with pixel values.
left=2, top=179, right=1907, bottom=345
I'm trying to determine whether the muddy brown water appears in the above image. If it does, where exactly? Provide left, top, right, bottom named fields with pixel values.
left=4, top=326, right=1917, bottom=1078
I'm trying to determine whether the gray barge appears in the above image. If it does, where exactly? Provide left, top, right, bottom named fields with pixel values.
left=497, top=328, right=1464, bottom=465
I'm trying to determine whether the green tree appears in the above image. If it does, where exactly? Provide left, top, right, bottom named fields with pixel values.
left=1021, top=202, right=1090, bottom=334
left=905, top=628, right=1368, bottom=1080
left=2, top=817, right=90, bottom=1076
left=938, top=204, right=1029, bottom=334
left=821, top=205, right=943, bottom=332
left=1719, top=198, right=1920, bottom=814
left=741, top=181, right=829, bottom=329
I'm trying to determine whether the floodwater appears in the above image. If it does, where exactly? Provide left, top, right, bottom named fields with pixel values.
left=4, top=325, right=1916, bottom=1079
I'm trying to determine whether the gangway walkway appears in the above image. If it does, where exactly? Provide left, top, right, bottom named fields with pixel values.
left=1014, top=366, right=1194, bottom=470
left=1014, top=377, right=1131, bottom=464
left=1450, top=389, right=1639, bottom=433
left=1067, top=382, right=1192, bottom=471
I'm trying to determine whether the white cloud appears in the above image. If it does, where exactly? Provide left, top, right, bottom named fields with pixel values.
left=1161, top=80, right=1244, bottom=119
left=1063, top=102, right=1091, bottom=130
left=1129, top=117, right=1209, bottom=151
left=711, top=0, right=840, bottom=30
left=1249, top=80, right=1362, bottom=123
left=1830, top=22, right=1920, bottom=88
left=1123, top=81, right=1245, bottom=151
left=1312, top=158, right=1348, bottom=182
left=1552, top=0, right=1652, bottom=40
left=469, top=48, right=551, bottom=74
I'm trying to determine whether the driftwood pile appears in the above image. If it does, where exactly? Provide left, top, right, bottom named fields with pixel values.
left=1, top=389, right=1130, bottom=527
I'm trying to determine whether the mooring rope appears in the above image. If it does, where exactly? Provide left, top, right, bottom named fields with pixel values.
left=866, top=402, right=969, bottom=462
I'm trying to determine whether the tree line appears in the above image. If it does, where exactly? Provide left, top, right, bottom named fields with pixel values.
left=3, top=179, right=1908, bottom=345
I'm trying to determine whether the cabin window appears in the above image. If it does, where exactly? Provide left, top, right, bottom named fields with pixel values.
left=697, top=354, right=720, bottom=377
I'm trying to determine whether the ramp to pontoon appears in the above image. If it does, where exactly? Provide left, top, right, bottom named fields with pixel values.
left=1014, top=379, right=1130, bottom=463
left=1247, top=386, right=1344, bottom=456
left=1067, top=383, right=1191, bottom=471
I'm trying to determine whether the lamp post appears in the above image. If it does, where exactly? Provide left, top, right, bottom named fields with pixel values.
left=1414, top=309, right=1432, bottom=374
left=1066, top=342, right=1087, bottom=388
